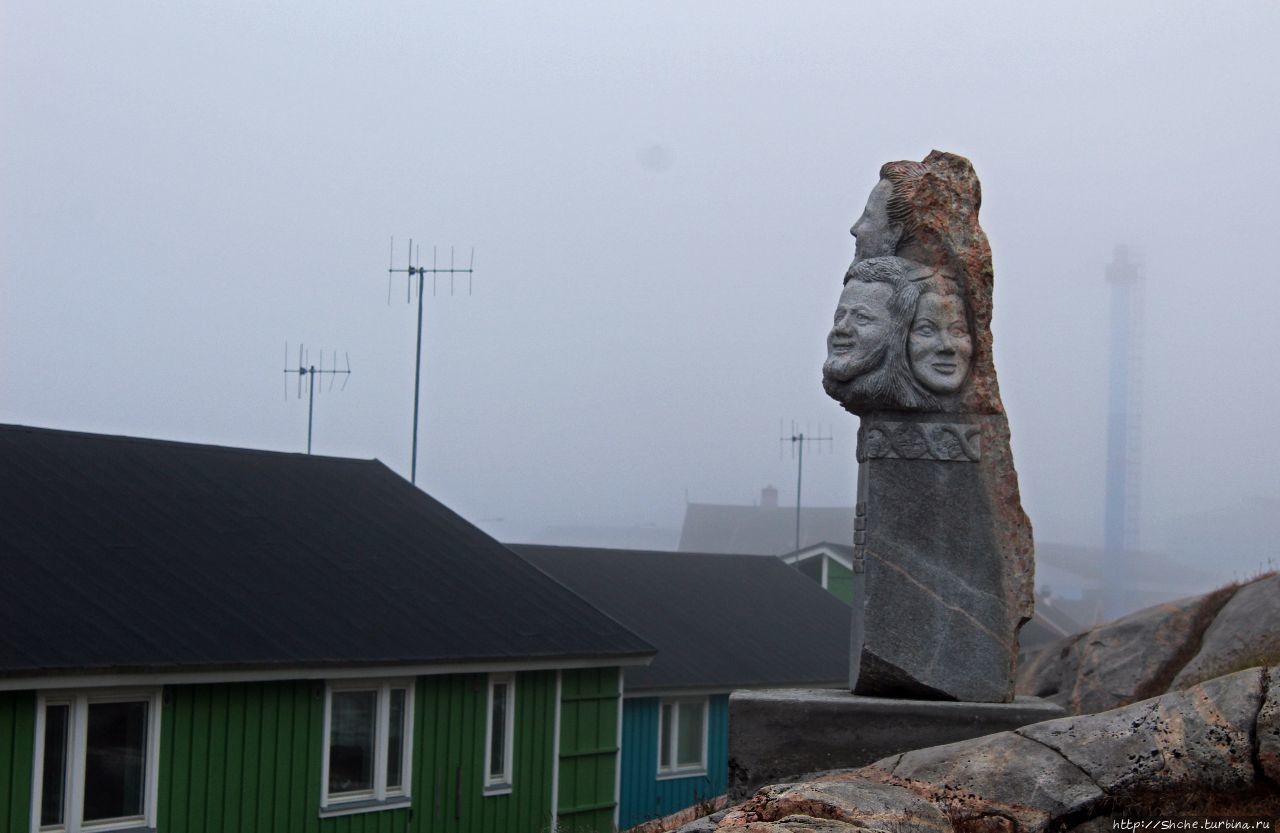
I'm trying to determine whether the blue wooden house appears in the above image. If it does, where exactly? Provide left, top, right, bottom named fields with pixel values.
left=0, top=425, right=655, bottom=833
left=514, top=545, right=850, bottom=830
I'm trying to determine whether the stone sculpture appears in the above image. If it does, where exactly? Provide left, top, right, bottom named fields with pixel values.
left=824, top=151, right=1034, bottom=703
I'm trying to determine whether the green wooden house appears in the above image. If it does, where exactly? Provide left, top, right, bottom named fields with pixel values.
left=0, top=425, right=654, bottom=833
left=780, top=542, right=855, bottom=604
left=513, top=546, right=850, bottom=830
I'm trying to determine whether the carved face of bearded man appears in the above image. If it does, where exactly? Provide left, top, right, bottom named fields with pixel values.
left=824, top=280, right=895, bottom=382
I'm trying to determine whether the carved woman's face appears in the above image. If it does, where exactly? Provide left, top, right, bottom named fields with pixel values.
left=824, top=280, right=895, bottom=382
left=909, top=292, right=972, bottom=394
left=850, top=179, right=900, bottom=262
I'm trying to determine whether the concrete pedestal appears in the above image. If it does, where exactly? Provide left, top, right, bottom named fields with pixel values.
left=727, top=687, right=1066, bottom=799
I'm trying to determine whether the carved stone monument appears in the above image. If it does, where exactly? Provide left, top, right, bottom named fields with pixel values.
left=725, top=154, right=1054, bottom=798
left=823, top=151, right=1034, bottom=703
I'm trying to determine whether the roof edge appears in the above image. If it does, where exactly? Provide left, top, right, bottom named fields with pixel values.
left=0, top=422, right=379, bottom=467
left=0, top=652, right=655, bottom=693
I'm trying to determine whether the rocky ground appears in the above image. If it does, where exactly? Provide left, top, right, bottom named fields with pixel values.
left=662, top=574, right=1280, bottom=832
left=1018, top=573, right=1280, bottom=714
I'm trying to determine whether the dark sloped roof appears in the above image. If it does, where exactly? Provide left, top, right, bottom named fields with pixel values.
left=678, top=503, right=854, bottom=555
left=0, top=425, right=653, bottom=680
left=512, top=544, right=849, bottom=693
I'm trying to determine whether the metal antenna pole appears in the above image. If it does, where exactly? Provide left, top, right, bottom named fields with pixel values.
left=411, top=269, right=425, bottom=484
left=282, top=343, right=352, bottom=455
left=307, top=366, right=316, bottom=454
left=386, top=237, right=476, bottom=485
left=780, top=424, right=834, bottom=553
left=795, top=435, right=804, bottom=552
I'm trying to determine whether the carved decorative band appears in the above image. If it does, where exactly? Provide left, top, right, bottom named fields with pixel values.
left=858, top=421, right=980, bottom=463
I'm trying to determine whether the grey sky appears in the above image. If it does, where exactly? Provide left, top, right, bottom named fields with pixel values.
left=3, top=2, right=1278, bottom=582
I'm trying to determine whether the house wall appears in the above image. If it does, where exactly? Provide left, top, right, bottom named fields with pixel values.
left=413, top=671, right=558, bottom=833
left=1, top=669, right=618, bottom=833
left=617, top=694, right=728, bottom=830
left=0, top=691, right=35, bottom=833
left=826, top=560, right=854, bottom=604
left=556, top=667, right=622, bottom=833
left=158, top=680, right=340, bottom=833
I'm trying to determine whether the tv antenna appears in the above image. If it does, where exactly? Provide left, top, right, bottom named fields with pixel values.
left=386, top=237, right=475, bottom=485
left=779, top=421, right=834, bottom=553
left=282, top=342, right=352, bottom=454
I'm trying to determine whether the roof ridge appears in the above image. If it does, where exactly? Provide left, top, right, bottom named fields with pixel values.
left=0, top=423, right=379, bottom=466
left=511, top=543, right=779, bottom=560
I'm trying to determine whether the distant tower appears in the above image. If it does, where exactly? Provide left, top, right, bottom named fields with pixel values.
left=1103, top=245, right=1144, bottom=619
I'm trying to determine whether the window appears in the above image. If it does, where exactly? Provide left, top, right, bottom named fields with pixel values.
left=657, top=697, right=707, bottom=778
left=31, top=689, right=162, bottom=833
left=322, top=679, right=413, bottom=814
left=483, top=674, right=515, bottom=794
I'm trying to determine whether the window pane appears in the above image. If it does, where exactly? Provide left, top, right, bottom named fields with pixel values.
left=328, top=690, right=376, bottom=796
left=659, top=703, right=673, bottom=769
left=488, top=683, right=507, bottom=780
left=83, top=700, right=148, bottom=822
left=40, top=704, right=70, bottom=827
left=676, top=702, right=704, bottom=768
left=386, top=688, right=406, bottom=791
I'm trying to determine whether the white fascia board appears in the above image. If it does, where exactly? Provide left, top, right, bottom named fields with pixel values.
left=0, top=653, right=653, bottom=692
left=780, top=544, right=850, bottom=568
left=824, top=551, right=853, bottom=571
left=627, top=682, right=847, bottom=699
left=623, top=686, right=731, bottom=700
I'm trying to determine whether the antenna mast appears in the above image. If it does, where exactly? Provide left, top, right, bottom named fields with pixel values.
left=386, top=237, right=475, bottom=485
left=282, top=342, right=352, bottom=454
left=780, top=421, right=834, bottom=553
left=1103, top=245, right=1144, bottom=619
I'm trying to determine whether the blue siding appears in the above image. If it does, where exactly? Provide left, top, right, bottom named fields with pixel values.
left=618, top=694, right=728, bottom=829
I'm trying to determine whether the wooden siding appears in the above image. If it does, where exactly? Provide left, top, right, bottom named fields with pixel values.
left=0, top=692, right=35, bottom=833
left=617, top=694, right=728, bottom=830
left=158, top=673, right=558, bottom=833
left=415, top=671, right=556, bottom=833
left=157, top=680, right=405, bottom=833
left=826, top=560, right=854, bottom=604
left=556, top=668, right=621, bottom=833
left=1, top=670, right=575, bottom=833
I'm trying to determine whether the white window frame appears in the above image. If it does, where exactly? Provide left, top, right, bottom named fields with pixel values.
left=482, top=673, right=516, bottom=795
left=29, top=688, right=162, bottom=833
left=320, top=678, right=414, bottom=816
left=656, top=696, right=709, bottom=779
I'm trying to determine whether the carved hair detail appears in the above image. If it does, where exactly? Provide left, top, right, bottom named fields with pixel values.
left=878, top=160, right=928, bottom=253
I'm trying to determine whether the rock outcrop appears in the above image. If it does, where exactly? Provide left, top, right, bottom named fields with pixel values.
left=1017, top=572, right=1278, bottom=714
left=672, top=665, right=1280, bottom=832
left=1170, top=573, right=1280, bottom=689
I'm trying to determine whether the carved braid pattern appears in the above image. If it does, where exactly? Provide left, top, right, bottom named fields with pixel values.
left=857, top=421, right=980, bottom=463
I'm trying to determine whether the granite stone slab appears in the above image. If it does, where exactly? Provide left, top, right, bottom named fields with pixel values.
left=1018, top=667, right=1265, bottom=798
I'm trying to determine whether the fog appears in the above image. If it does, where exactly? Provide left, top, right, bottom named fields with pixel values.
left=3, top=2, right=1278, bottom=590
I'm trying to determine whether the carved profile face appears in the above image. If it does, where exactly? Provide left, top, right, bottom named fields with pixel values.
left=850, top=179, right=901, bottom=262
left=824, top=280, right=895, bottom=382
left=909, top=292, right=972, bottom=394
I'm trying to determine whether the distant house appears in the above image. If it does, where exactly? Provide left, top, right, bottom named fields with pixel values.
left=0, top=425, right=654, bottom=833
left=778, top=542, right=855, bottom=604
left=678, top=487, right=855, bottom=555
left=513, top=544, right=849, bottom=830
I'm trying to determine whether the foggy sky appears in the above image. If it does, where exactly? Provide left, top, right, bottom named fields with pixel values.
left=3, top=1, right=1278, bottom=584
